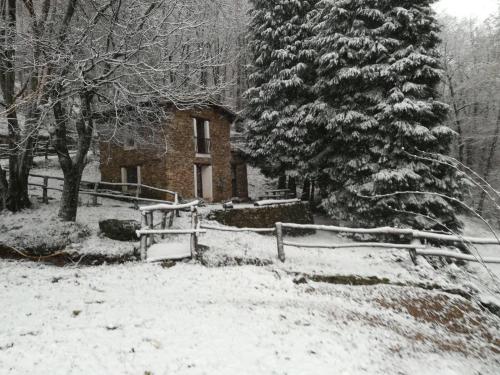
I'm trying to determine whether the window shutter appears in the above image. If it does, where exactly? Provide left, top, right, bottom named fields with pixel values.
left=193, top=118, right=197, bottom=137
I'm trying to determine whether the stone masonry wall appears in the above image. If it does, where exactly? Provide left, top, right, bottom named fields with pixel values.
left=99, top=143, right=168, bottom=200
left=100, top=106, right=234, bottom=202
left=207, top=203, right=314, bottom=231
left=165, top=109, right=232, bottom=202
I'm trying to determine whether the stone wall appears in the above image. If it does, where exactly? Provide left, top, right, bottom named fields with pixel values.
left=99, top=143, right=168, bottom=200
left=165, top=108, right=233, bottom=202
left=207, top=202, right=314, bottom=233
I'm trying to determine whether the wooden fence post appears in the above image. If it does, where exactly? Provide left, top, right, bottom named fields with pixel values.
left=140, top=212, right=148, bottom=261
left=175, top=193, right=180, bottom=217
left=92, top=182, right=99, bottom=206
left=42, top=176, right=49, bottom=204
left=136, top=183, right=141, bottom=200
left=168, top=210, right=175, bottom=228
left=409, top=238, right=420, bottom=265
left=275, top=222, right=285, bottom=262
left=190, top=207, right=199, bottom=259
left=161, top=212, right=167, bottom=239
left=147, top=212, right=154, bottom=246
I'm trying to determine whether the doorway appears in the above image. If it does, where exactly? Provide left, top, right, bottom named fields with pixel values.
left=194, top=164, right=213, bottom=201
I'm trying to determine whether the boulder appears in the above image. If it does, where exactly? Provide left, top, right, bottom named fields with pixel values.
left=99, top=219, right=141, bottom=242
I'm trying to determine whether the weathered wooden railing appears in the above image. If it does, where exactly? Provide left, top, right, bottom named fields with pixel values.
left=200, top=223, right=276, bottom=233
left=254, top=198, right=301, bottom=207
left=28, top=173, right=179, bottom=206
left=0, top=142, right=76, bottom=160
left=275, top=222, right=500, bottom=264
left=260, top=189, right=295, bottom=200
left=198, top=219, right=500, bottom=266
left=137, top=200, right=203, bottom=261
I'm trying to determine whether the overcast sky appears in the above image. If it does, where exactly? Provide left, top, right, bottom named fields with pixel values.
left=434, top=0, right=498, bottom=20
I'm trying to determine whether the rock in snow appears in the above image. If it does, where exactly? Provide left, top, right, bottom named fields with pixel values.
left=99, top=219, right=141, bottom=242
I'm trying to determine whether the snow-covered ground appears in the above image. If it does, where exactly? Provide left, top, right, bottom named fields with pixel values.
left=1, top=261, right=499, bottom=375
left=1, top=159, right=500, bottom=374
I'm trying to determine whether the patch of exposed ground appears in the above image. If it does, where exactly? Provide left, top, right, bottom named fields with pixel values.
left=300, top=282, right=500, bottom=359
left=0, top=244, right=138, bottom=266
left=376, top=290, right=500, bottom=356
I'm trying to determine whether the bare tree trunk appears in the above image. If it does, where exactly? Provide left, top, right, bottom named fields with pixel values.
left=278, top=175, right=287, bottom=190
left=52, top=92, right=94, bottom=222
left=288, top=176, right=296, bottom=197
left=477, top=109, right=500, bottom=215
left=301, top=178, right=311, bottom=201
left=0, top=0, right=51, bottom=211
left=445, top=72, right=465, bottom=162
left=0, top=165, right=7, bottom=209
left=58, top=166, right=83, bottom=221
left=0, top=0, right=35, bottom=211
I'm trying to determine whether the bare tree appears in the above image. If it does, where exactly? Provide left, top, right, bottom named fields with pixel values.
left=0, top=0, right=250, bottom=219
left=37, top=0, right=236, bottom=221
left=440, top=12, right=500, bottom=218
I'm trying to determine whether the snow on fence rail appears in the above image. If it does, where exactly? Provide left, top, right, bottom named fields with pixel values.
left=137, top=201, right=202, bottom=261
left=200, top=223, right=276, bottom=233
left=279, top=223, right=500, bottom=245
left=193, top=220, right=500, bottom=265
left=254, top=198, right=301, bottom=207
left=27, top=173, right=179, bottom=206
left=274, top=222, right=500, bottom=264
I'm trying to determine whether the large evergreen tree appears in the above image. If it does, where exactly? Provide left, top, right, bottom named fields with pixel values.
left=245, top=0, right=319, bottom=178
left=309, top=0, right=463, bottom=230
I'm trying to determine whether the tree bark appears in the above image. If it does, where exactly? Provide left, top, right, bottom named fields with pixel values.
left=445, top=72, right=465, bottom=162
left=278, top=175, right=287, bottom=190
left=301, top=178, right=311, bottom=201
left=0, top=0, right=51, bottom=212
left=288, top=176, right=297, bottom=197
left=0, top=165, right=7, bottom=209
left=52, top=92, right=94, bottom=222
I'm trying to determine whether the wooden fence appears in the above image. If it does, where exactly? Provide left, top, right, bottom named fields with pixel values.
left=274, top=222, right=500, bottom=264
left=28, top=173, right=179, bottom=206
left=0, top=142, right=76, bottom=160
left=137, top=200, right=203, bottom=260
left=199, top=220, right=500, bottom=266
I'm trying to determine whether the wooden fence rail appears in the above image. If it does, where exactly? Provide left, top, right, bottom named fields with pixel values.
left=200, top=223, right=276, bottom=233
left=0, top=142, right=77, bottom=160
left=137, top=203, right=201, bottom=261
left=275, top=222, right=500, bottom=264
left=27, top=173, right=179, bottom=206
left=192, top=220, right=500, bottom=266
left=280, top=223, right=500, bottom=246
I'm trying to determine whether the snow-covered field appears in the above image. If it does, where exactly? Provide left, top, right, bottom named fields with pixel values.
left=1, top=261, right=499, bottom=375
left=1, top=159, right=500, bottom=374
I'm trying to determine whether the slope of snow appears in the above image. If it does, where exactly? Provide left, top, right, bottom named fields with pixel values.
left=0, top=261, right=498, bottom=375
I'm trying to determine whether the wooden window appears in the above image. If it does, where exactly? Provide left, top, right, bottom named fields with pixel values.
left=193, top=118, right=211, bottom=155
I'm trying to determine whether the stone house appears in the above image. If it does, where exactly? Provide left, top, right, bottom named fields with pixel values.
left=99, top=102, right=248, bottom=203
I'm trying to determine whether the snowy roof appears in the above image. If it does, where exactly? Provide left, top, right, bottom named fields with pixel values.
left=95, top=99, right=238, bottom=124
